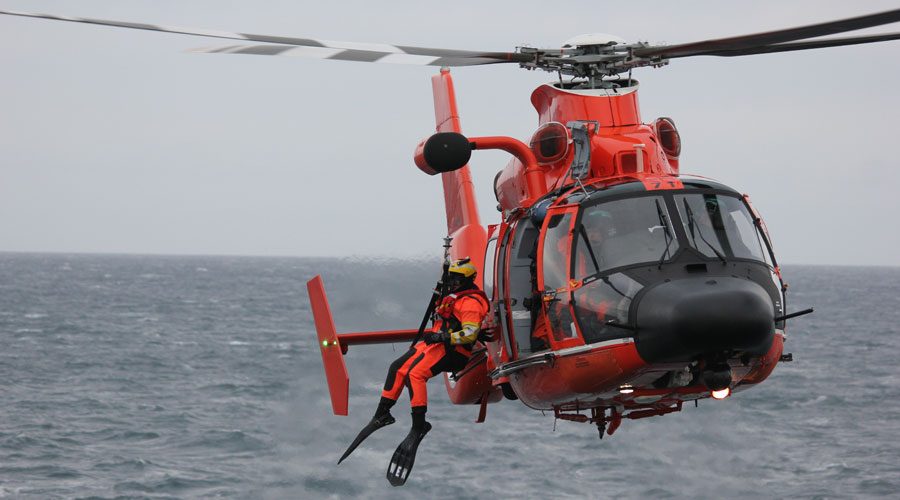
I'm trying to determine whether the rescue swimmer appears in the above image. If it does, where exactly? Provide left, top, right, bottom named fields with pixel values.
left=337, top=259, right=489, bottom=480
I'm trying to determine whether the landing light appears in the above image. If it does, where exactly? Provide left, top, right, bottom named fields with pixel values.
left=711, top=388, right=731, bottom=400
left=618, top=385, right=634, bottom=394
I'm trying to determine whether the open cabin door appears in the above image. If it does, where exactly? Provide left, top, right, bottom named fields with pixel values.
left=496, top=217, right=540, bottom=360
left=481, top=228, right=511, bottom=366
left=535, top=205, right=584, bottom=351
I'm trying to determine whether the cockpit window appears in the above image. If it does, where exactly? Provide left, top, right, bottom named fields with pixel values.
left=573, top=272, right=643, bottom=344
left=541, top=213, right=577, bottom=341
left=542, top=214, right=571, bottom=292
left=675, top=194, right=767, bottom=262
left=574, top=195, right=679, bottom=276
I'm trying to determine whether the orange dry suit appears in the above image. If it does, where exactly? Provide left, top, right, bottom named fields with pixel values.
left=381, top=288, right=489, bottom=408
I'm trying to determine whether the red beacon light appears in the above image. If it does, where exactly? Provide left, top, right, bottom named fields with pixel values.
left=529, top=121, right=571, bottom=165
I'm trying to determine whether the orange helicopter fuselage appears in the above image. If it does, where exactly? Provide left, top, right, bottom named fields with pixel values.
left=432, top=72, right=787, bottom=428
left=311, top=70, right=788, bottom=433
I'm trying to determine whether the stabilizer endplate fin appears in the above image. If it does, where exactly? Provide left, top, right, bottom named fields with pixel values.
left=307, top=275, right=350, bottom=416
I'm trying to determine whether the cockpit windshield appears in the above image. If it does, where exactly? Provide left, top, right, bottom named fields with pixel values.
left=538, top=189, right=773, bottom=347
left=574, top=195, right=679, bottom=277
left=675, top=193, right=767, bottom=261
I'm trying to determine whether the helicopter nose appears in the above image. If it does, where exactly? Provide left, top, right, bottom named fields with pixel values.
left=634, top=276, right=774, bottom=363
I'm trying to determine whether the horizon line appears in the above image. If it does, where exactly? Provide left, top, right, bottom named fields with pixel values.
left=1, top=249, right=898, bottom=269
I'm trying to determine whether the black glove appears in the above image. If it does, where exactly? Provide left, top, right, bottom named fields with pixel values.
left=423, top=332, right=448, bottom=345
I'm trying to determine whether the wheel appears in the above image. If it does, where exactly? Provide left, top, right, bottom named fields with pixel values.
left=500, top=382, right=518, bottom=400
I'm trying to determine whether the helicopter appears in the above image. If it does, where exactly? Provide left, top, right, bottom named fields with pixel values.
left=2, top=5, right=899, bottom=486
left=300, top=7, right=900, bottom=438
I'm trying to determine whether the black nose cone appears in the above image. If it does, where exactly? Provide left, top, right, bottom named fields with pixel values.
left=635, top=277, right=775, bottom=363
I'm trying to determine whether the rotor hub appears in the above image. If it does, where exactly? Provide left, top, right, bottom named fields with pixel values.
left=517, top=38, right=668, bottom=85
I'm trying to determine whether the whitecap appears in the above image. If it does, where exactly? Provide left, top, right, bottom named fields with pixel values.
left=795, top=394, right=828, bottom=407
left=806, top=416, right=830, bottom=426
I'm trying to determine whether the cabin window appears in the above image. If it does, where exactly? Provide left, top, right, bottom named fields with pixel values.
left=496, top=227, right=514, bottom=357
left=483, top=237, right=497, bottom=299
left=675, top=194, right=767, bottom=262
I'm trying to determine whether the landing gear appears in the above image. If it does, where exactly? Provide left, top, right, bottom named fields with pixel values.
left=554, top=406, right=623, bottom=439
left=500, top=382, right=518, bottom=400
left=591, top=408, right=607, bottom=439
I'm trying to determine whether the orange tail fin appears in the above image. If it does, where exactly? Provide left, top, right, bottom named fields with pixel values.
left=430, top=69, right=487, bottom=284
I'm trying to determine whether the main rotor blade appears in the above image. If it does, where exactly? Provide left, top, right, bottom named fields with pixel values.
left=0, top=9, right=526, bottom=65
left=695, top=32, right=900, bottom=57
left=635, top=8, right=900, bottom=59
left=188, top=44, right=512, bottom=66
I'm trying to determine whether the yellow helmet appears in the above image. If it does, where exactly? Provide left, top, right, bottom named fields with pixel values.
left=448, top=258, right=477, bottom=279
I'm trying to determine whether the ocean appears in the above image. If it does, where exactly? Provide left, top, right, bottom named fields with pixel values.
left=1, top=253, right=898, bottom=498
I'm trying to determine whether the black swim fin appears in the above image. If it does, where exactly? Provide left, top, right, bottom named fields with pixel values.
left=385, top=421, right=432, bottom=487
left=337, top=413, right=395, bottom=464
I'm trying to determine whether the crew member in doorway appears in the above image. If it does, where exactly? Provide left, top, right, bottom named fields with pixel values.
left=338, top=258, right=490, bottom=464
left=377, top=258, right=489, bottom=431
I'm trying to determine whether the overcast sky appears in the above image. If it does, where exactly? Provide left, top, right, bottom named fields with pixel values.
left=1, top=0, right=898, bottom=266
